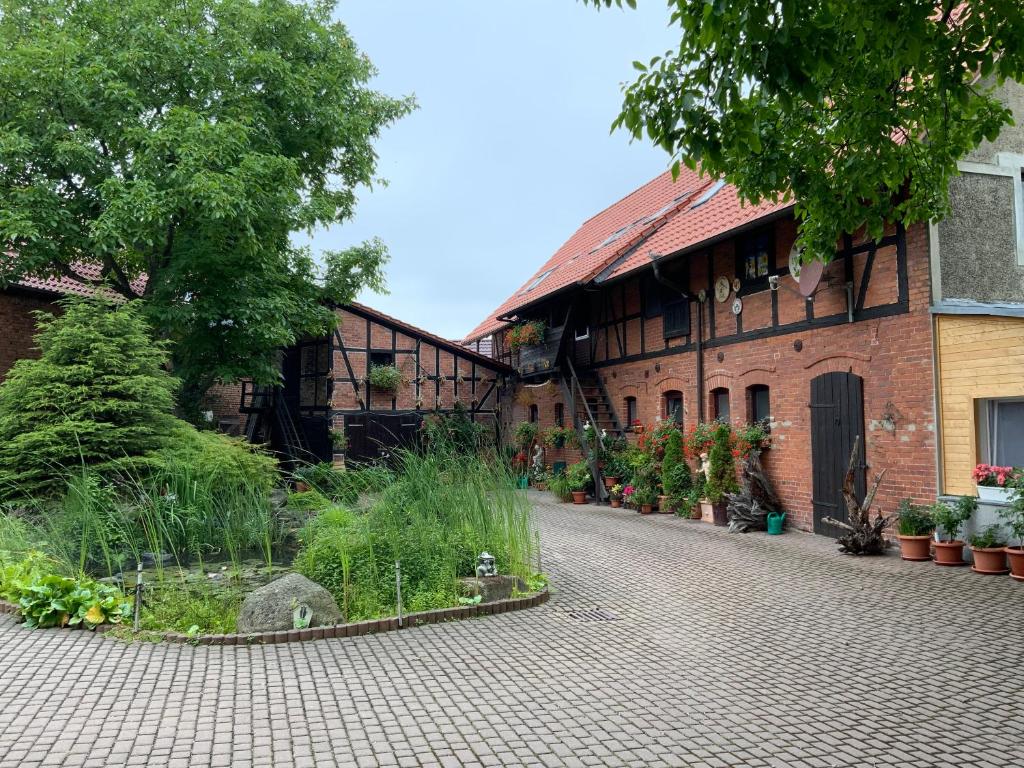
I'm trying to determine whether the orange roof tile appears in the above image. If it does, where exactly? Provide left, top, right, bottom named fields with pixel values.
left=464, top=169, right=792, bottom=340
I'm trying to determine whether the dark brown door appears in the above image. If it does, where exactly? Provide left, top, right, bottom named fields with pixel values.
left=810, top=372, right=866, bottom=537
left=344, top=413, right=422, bottom=465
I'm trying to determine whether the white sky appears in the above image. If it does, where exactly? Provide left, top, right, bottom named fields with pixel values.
left=308, top=0, right=678, bottom=339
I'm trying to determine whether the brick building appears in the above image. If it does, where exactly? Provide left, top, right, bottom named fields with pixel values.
left=0, top=274, right=509, bottom=466
left=464, top=165, right=938, bottom=535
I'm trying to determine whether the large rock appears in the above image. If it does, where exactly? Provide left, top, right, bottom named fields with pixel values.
left=237, top=573, right=342, bottom=634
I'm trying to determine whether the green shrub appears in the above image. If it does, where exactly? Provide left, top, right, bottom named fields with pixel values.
left=661, top=430, right=692, bottom=505
left=1, top=556, right=131, bottom=629
left=295, top=450, right=538, bottom=622
left=896, top=499, right=934, bottom=536
left=931, top=496, right=977, bottom=542
left=514, top=421, right=538, bottom=450
left=547, top=472, right=573, bottom=502
left=566, top=461, right=592, bottom=492
left=422, top=404, right=486, bottom=455
left=139, top=581, right=243, bottom=635
left=969, top=524, right=1007, bottom=549
left=705, top=423, right=738, bottom=503
left=0, top=297, right=180, bottom=498
left=367, top=364, right=403, bottom=392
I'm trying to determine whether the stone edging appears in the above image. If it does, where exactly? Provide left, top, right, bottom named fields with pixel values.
left=0, top=588, right=550, bottom=646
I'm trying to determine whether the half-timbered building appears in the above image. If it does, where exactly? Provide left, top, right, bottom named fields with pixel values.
left=465, top=165, right=937, bottom=535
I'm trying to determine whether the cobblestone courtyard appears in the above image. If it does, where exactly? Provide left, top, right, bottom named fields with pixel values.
left=1, top=491, right=1022, bottom=767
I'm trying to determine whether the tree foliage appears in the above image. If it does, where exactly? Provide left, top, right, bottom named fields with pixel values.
left=0, top=0, right=412, bottom=408
left=587, top=1, right=1024, bottom=260
left=0, top=298, right=180, bottom=495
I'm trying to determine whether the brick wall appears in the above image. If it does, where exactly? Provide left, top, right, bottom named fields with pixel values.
left=0, top=290, right=59, bottom=382
left=505, top=221, right=937, bottom=533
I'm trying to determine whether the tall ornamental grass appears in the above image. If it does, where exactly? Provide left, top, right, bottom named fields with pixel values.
left=295, top=448, right=538, bottom=621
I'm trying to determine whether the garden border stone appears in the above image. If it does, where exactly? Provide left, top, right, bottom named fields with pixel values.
left=0, top=588, right=550, bottom=646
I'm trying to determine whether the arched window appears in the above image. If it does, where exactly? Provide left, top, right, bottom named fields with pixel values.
left=554, top=402, right=565, bottom=427
left=529, top=404, right=539, bottom=423
left=624, top=396, right=637, bottom=428
left=711, top=388, right=730, bottom=423
left=663, top=390, right=684, bottom=424
left=747, top=385, right=770, bottom=426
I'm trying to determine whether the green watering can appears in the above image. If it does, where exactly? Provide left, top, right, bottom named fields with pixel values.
left=766, top=511, right=786, bottom=535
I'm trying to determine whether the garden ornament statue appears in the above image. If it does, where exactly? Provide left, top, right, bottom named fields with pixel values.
left=476, top=552, right=497, bottom=578
left=532, top=443, right=544, bottom=474
left=699, top=452, right=711, bottom=480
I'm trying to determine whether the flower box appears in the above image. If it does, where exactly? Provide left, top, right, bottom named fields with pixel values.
left=977, top=485, right=1013, bottom=504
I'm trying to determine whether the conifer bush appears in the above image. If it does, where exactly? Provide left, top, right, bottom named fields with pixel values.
left=0, top=298, right=179, bottom=496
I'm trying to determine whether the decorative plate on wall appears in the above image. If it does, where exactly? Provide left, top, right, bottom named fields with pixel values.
left=788, top=243, right=803, bottom=280
left=714, top=276, right=730, bottom=303
left=731, top=297, right=743, bottom=315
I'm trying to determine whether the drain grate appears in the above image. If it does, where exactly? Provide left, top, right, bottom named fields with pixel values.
left=566, top=607, right=619, bottom=622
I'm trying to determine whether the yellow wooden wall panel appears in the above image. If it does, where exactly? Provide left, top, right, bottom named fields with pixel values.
left=937, top=314, right=1024, bottom=495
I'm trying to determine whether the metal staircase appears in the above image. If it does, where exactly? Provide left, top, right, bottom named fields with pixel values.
left=559, top=359, right=612, bottom=502
left=242, top=383, right=312, bottom=467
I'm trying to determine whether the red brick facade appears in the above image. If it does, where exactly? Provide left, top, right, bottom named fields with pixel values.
left=0, top=290, right=59, bottom=382
left=494, top=218, right=936, bottom=533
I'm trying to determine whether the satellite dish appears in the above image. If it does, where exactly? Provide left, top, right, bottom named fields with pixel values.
left=798, top=259, right=824, bottom=297
left=788, top=243, right=803, bottom=280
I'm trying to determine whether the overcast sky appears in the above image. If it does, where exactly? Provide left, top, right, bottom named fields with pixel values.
left=311, top=0, right=678, bottom=340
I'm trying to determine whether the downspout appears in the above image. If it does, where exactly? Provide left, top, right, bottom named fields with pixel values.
left=650, top=254, right=703, bottom=422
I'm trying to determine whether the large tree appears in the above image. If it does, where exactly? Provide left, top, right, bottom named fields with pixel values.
left=588, top=1, right=1024, bottom=260
left=0, top=0, right=412, bottom=412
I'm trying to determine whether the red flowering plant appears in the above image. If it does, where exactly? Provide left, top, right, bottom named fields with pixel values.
left=506, top=320, right=546, bottom=351
left=972, top=464, right=1020, bottom=488
left=684, top=422, right=717, bottom=460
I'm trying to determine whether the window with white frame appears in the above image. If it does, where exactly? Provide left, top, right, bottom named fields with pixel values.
left=976, top=397, right=1024, bottom=467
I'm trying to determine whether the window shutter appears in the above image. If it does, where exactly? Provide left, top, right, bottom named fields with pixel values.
left=662, top=298, right=690, bottom=338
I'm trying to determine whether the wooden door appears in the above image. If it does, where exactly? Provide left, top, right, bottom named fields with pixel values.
left=344, top=413, right=422, bottom=465
left=810, top=372, right=866, bottom=537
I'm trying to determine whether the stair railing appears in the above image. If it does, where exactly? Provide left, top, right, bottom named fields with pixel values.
left=564, top=357, right=607, bottom=501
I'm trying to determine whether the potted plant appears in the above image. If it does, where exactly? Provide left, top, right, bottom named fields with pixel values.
left=703, top=423, right=737, bottom=526
left=514, top=421, right=538, bottom=451
left=661, top=430, right=690, bottom=516
left=632, top=484, right=657, bottom=515
left=621, top=484, right=636, bottom=509
left=367, top=363, right=403, bottom=393
left=968, top=525, right=1009, bottom=575
left=895, top=499, right=935, bottom=562
left=683, top=483, right=703, bottom=520
left=609, top=483, right=624, bottom=509
left=602, top=455, right=626, bottom=490
left=930, top=496, right=977, bottom=566
left=542, top=426, right=576, bottom=451
left=1000, top=478, right=1024, bottom=581
left=972, top=464, right=1019, bottom=503
left=566, top=461, right=592, bottom=504
left=507, top=320, right=546, bottom=351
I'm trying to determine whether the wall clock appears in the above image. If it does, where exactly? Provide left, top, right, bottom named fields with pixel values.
left=714, top=276, right=730, bottom=303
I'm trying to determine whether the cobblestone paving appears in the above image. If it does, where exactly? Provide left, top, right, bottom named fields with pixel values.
left=2, top=492, right=1023, bottom=767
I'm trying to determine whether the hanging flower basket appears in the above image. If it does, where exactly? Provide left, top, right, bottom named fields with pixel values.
left=507, top=321, right=546, bottom=351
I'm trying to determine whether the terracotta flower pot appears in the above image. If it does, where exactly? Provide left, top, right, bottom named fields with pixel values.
left=971, top=546, right=1009, bottom=575
left=657, top=495, right=674, bottom=514
left=1005, top=547, right=1024, bottom=581
left=295, top=481, right=310, bottom=493
left=897, top=535, right=932, bottom=562
left=603, top=476, right=620, bottom=490
left=640, top=504, right=653, bottom=515
left=933, top=540, right=968, bottom=567
left=610, top=498, right=622, bottom=509
left=699, top=499, right=714, bottom=523
left=689, top=505, right=702, bottom=520
left=571, top=491, right=587, bottom=505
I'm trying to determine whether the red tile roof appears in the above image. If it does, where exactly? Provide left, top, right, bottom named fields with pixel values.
left=5, top=259, right=146, bottom=298
left=464, top=169, right=792, bottom=341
